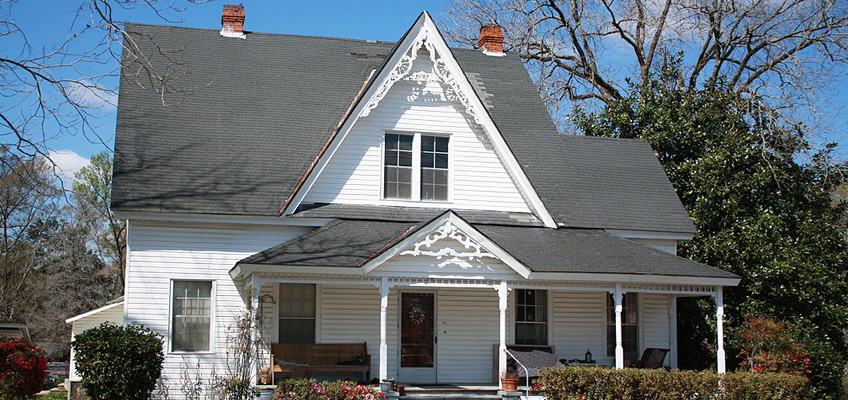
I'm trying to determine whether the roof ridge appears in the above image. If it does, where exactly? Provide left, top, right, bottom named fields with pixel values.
left=124, top=21, right=398, bottom=45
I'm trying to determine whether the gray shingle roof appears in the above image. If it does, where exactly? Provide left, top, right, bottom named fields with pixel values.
left=112, top=22, right=695, bottom=234
left=238, top=217, right=734, bottom=279
left=292, top=203, right=544, bottom=226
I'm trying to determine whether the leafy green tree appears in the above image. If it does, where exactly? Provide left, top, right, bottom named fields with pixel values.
left=73, top=151, right=126, bottom=292
left=573, top=62, right=848, bottom=398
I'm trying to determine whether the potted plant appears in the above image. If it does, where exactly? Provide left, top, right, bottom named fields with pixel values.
left=501, top=367, right=520, bottom=391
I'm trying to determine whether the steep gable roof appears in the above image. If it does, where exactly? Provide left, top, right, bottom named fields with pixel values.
left=112, top=19, right=696, bottom=234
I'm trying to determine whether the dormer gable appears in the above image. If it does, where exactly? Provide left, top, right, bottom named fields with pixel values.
left=283, top=12, right=557, bottom=228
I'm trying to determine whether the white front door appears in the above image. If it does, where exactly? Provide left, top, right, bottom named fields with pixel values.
left=398, top=291, right=437, bottom=383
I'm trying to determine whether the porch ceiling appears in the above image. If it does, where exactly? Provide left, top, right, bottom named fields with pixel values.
left=236, top=215, right=739, bottom=281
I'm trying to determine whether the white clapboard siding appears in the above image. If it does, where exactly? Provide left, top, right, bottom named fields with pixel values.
left=68, top=305, right=124, bottom=380
left=376, top=239, right=520, bottom=280
left=630, top=238, right=677, bottom=255
left=303, top=50, right=531, bottom=213
left=125, top=221, right=313, bottom=386
left=552, top=291, right=609, bottom=364
left=641, top=293, right=671, bottom=366
left=318, top=284, right=381, bottom=375
left=435, top=288, right=499, bottom=383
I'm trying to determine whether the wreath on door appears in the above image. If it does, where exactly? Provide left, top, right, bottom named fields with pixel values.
left=408, top=306, right=427, bottom=326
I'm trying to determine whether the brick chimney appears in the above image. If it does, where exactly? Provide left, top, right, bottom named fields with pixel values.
left=220, top=4, right=246, bottom=38
left=478, top=25, right=504, bottom=56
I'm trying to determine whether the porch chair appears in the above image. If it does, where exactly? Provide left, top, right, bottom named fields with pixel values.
left=629, top=348, right=669, bottom=369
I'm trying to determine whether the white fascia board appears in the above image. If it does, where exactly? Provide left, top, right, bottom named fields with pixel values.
left=604, top=229, right=694, bottom=241
left=230, top=264, right=366, bottom=280
left=360, top=211, right=532, bottom=278
left=114, top=211, right=331, bottom=227
left=282, top=12, right=557, bottom=228
left=527, top=272, right=740, bottom=287
left=65, top=301, right=124, bottom=324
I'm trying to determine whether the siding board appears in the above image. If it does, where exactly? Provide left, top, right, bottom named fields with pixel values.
left=303, top=51, right=531, bottom=212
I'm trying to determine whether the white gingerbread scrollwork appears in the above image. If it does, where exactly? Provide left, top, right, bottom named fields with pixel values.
left=360, top=27, right=485, bottom=125
left=400, top=221, right=495, bottom=261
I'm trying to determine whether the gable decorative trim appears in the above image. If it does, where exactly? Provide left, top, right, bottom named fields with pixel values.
left=400, top=220, right=495, bottom=261
left=360, top=26, right=486, bottom=126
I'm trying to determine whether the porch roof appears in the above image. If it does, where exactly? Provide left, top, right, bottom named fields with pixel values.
left=237, top=218, right=738, bottom=280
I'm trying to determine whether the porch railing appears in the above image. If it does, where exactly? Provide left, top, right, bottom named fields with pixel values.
left=503, top=348, right=531, bottom=397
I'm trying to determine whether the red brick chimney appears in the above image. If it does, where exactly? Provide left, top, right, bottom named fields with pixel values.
left=220, top=4, right=246, bottom=38
left=478, top=25, right=504, bottom=56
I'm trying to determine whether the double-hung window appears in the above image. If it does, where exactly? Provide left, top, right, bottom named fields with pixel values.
left=278, top=283, right=316, bottom=343
left=606, top=293, right=638, bottom=361
left=515, top=289, right=548, bottom=345
left=171, top=280, right=213, bottom=352
left=384, top=133, right=449, bottom=201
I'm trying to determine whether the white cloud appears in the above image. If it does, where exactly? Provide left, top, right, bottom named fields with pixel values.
left=48, top=150, right=90, bottom=185
left=69, top=81, right=118, bottom=110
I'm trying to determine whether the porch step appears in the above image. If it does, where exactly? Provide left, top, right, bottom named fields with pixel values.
left=400, top=390, right=502, bottom=400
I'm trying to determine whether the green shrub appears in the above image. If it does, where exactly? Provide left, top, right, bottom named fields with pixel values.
left=71, top=322, right=164, bottom=400
left=0, top=337, right=47, bottom=400
left=32, top=392, right=67, bottom=400
left=270, top=379, right=384, bottom=400
left=537, top=367, right=808, bottom=400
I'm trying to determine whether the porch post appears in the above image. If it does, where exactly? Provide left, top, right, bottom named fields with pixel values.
left=497, top=281, right=508, bottom=387
left=614, top=284, right=624, bottom=369
left=379, top=277, right=390, bottom=382
left=250, top=274, right=261, bottom=385
left=715, top=287, right=726, bottom=374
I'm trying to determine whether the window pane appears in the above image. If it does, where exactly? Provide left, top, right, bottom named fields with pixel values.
left=386, top=134, right=399, bottom=150
left=435, top=137, right=449, bottom=152
left=422, top=153, right=434, bottom=168
left=172, top=280, right=212, bottom=352
left=515, top=289, right=548, bottom=345
left=422, top=136, right=434, bottom=151
left=434, top=185, right=448, bottom=201
left=399, top=134, right=413, bottom=150
left=279, top=284, right=317, bottom=344
left=435, top=153, right=448, bottom=169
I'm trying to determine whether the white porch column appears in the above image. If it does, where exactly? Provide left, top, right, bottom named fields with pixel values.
left=497, top=281, right=508, bottom=387
left=379, top=277, right=390, bottom=382
left=668, top=296, right=678, bottom=369
left=250, top=274, right=261, bottom=385
left=715, top=287, right=726, bottom=374
left=614, top=284, right=624, bottom=369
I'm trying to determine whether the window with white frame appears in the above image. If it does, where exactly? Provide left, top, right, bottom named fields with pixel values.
left=171, top=280, right=213, bottom=352
left=606, top=293, right=638, bottom=361
left=515, top=289, right=548, bottom=345
left=384, top=133, right=449, bottom=201
left=278, top=283, right=316, bottom=343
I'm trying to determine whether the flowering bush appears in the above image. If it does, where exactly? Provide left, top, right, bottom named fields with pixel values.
left=537, top=366, right=809, bottom=400
left=271, top=379, right=385, bottom=400
left=735, top=316, right=811, bottom=375
left=0, top=337, right=46, bottom=400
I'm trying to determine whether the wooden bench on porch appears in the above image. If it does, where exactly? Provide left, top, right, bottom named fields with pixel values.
left=270, top=343, right=371, bottom=383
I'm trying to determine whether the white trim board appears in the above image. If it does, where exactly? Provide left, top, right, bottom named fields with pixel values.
left=65, top=301, right=124, bottom=324
left=281, top=12, right=556, bottom=228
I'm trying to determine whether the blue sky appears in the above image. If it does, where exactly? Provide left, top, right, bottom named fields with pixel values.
left=6, top=0, right=847, bottom=181
left=7, top=0, right=449, bottom=181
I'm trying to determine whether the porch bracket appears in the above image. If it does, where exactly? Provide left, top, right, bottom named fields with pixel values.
left=377, top=276, right=393, bottom=382
left=613, top=284, right=624, bottom=369
left=714, top=288, right=726, bottom=374
left=496, top=280, right=509, bottom=388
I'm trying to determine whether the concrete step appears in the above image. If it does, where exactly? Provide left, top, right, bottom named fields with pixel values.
left=400, top=390, right=502, bottom=400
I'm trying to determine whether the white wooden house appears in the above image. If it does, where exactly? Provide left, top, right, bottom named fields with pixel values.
left=102, top=6, right=740, bottom=391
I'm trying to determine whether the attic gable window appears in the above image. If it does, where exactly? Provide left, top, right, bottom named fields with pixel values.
left=384, top=133, right=450, bottom=201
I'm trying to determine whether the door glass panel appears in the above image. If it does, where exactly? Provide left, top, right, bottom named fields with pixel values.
left=401, top=292, right=435, bottom=368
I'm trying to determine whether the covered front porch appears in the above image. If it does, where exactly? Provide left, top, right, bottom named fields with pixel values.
left=230, top=211, right=739, bottom=388
left=241, top=272, right=730, bottom=387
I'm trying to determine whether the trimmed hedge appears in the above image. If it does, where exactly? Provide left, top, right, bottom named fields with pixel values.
left=537, top=367, right=809, bottom=400
left=71, top=323, right=164, bottom=400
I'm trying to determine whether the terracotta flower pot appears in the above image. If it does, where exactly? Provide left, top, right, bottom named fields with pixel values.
left=501, top=377, right=519, bottom=391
